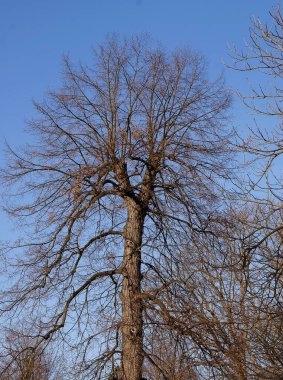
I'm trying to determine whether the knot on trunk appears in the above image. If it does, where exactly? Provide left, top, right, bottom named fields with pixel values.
left=126, top=239, right=136, bottom=249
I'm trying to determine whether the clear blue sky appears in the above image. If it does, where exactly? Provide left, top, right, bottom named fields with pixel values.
left=0, top=0, right=276, bottom=238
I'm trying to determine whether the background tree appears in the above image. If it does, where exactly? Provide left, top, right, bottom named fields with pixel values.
left=0, top=36, right=233, bottom=379
left=229, top=7, right=283, bottom=377
left=0, top=329, right=65, bottom=380
left=230, top=3, right=283, bottom=203
left=145, top=205, right=283, bottom=379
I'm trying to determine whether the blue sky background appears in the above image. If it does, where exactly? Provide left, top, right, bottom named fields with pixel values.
left=0, top=0, right=277, bottom=239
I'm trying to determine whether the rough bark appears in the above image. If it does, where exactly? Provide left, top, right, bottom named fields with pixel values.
left=120, top=198, right=144, bottom=380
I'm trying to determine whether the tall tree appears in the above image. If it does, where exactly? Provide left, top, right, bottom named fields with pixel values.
left=230, top=4, right=283, bottom=203
left=230, top=4, right=283, bottom=357
left=0, top=36, right=232, bottom=379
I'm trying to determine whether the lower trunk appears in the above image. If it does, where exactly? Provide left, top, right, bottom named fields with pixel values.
left=120, top=198, right=144, bottom=380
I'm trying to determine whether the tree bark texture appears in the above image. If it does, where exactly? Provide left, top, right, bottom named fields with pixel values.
left=121, top=198, right=144, bottom=380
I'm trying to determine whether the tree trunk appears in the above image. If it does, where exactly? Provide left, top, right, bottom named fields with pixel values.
left=120, top=198, right=144, bottom=380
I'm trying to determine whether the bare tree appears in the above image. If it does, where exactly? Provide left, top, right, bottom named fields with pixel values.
left=148, top=203, right=283, bottom=380
left=0, top=36, right=233, bottom=379
left=228, top=9, right=283, bottom=377
left=224, top=11, right=283, bottom=378
left=141, top=209, right=249, bottom=379
left=0, top=330, right=65, bottom=380
left=229, top=3, right=283, bottom=203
